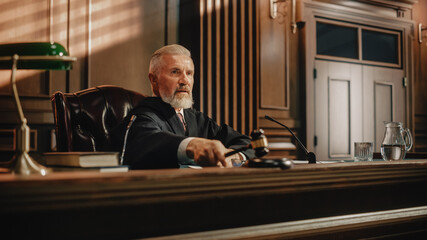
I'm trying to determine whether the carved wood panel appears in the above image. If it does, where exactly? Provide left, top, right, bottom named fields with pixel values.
left=259, top=0, right=289, bottom=110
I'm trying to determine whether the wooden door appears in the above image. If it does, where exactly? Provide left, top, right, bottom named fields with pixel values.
left=362, top=66, right=406, bottom=151
left=315, top=60, right=406, bottom=160
left=314, top=60, right=362, bottom=160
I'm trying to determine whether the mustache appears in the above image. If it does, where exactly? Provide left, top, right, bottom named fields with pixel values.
left=175, top=85, right=191, bottom=92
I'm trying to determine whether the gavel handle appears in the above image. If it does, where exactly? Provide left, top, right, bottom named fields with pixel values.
left=225, top=146, right=248, bottom=157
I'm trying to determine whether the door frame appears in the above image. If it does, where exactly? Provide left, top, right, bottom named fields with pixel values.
left=302, top=1, right=414, bottom=156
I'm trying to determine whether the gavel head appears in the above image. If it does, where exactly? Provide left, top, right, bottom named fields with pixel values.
left=250, top=129, right=269, bottom=158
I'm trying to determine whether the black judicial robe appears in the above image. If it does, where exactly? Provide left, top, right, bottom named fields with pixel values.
left=115, top=97, right=255, bottom=169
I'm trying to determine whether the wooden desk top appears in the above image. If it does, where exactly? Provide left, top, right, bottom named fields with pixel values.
left=1, top=160, right=427, bottom=239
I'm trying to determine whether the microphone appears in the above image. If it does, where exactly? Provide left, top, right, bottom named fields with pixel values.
left=265, top=115, right=316, bottom=164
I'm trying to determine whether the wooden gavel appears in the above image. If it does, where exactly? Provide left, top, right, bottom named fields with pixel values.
left=225, top=129, right=269, bottom=158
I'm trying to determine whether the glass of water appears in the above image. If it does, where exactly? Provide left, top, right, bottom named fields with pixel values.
left=354, top=142, right=373, bottom=161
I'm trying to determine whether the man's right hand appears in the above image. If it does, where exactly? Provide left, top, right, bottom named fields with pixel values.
left=186, top=138, right=230, bottom=167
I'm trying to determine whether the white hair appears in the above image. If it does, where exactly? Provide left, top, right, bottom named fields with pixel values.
left=149, top=44, right=191, bottom=75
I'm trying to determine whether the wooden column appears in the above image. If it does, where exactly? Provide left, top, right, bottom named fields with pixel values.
left=197, top=0, right=257, bottom=135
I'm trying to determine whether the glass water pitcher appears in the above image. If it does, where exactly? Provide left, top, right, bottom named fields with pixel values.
left=380, top=121, right=412, bottom=161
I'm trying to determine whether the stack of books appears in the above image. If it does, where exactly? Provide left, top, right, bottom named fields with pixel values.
left=43, top=152, right=128, bottom=172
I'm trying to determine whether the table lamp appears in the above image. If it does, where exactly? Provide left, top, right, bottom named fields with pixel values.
left=0, top=42, right=76, bottom=175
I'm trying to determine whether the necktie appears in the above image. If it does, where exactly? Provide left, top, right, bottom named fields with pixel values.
left=177, top=112, right=187, bottom=132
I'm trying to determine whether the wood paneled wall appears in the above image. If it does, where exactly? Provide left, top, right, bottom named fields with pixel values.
left=180, top=0, right=299, bottom=159
left=0, top=0, right=56, bottom=96
left=197, top=0, right=257, bottom=135
left=0, top=0, right=172, bottom=156
left=0, top=0, right=174, bottom=105
left=413, top=0, right=427, bottom=152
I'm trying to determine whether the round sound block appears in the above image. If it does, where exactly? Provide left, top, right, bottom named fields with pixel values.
left=247, top=158, right=293, bottom=170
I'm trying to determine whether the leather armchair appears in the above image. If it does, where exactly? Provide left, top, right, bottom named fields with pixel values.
left=51, top=85, right=146, bottom=152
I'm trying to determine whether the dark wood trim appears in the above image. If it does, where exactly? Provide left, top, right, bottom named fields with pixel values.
left=1, top=160, right=427, bottom=238
left=207, top=0, right=212, bottom=118
left=148, top=206, right=427, bottom=239
left=200, top=0, right=204, bottom=113
left=356, top=0, right=417, bottom=10
left=224, top=0, right=230, bottom=125
left=255, top=0, right=260, bottom=129
left=215, top=0, right=221, bottom=124
left=232, top=0, right=238, bottom=129
left=248, top=0, right=254, bottom=133
left=240, top=0, right=246, bottom=133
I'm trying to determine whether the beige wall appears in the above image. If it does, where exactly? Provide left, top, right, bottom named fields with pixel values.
left=0, top=0, right=52, bottom=96
left=86, top=0, right=179, bottom=95
left=0, top=0, right=179, bottom=127
left=0, top=0, right=179, bottom=97
left=88, top=0, right=176, bottom=96
left=0, top=0, right=179, bottom=155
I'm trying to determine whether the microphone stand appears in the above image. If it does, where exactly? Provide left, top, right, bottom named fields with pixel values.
left=265, top=115, right=316, bottom=164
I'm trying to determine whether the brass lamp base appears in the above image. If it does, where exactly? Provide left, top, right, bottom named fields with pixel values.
left=11, top=152, right=49, bottom=176
left=6, top=53, right=50, bottom=176
left=9, top=120, right=50, bottom=176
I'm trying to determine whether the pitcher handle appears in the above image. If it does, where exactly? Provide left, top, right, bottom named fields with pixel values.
left=403, top=128, right=413, bottom=151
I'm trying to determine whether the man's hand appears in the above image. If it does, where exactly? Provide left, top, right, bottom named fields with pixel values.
left=186, top=138, right=232, bottom=167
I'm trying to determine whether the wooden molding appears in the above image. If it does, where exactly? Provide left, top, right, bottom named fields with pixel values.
left=158, top=206, right=427, bottom=239
left=356, top=0, right=417, bottom=9
left=1, top=161, right=427, bottom=238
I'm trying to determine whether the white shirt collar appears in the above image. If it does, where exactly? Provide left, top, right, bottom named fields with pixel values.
left=175, top=108, right=185, bottom=118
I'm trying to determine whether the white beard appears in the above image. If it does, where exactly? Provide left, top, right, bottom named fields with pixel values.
left=160, top=90, right=194, bottom=109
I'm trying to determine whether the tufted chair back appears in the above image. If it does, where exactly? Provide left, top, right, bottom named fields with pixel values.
left=51, top=85, right=146, bottom=152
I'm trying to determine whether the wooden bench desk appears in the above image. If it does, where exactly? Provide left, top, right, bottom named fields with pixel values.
left=1, top=160, right=427, bottom=239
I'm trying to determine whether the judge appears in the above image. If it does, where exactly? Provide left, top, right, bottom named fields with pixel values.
left=117, top=44, right=254, bottom=169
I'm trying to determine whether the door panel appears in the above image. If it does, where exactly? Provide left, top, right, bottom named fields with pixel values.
left=315, top=60, right=362, bottom=160
left=329, top=79, right=351, bottom=157
left=374, top=83, right=393, bottom=150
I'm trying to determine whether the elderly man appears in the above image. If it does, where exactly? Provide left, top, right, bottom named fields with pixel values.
left=117, top=44, right=254, bottom=169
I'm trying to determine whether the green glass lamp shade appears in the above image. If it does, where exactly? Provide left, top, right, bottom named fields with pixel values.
left=0, top=42, right=75, bottom=70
